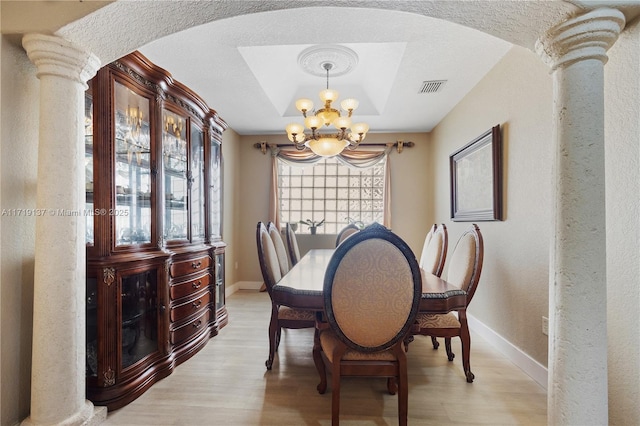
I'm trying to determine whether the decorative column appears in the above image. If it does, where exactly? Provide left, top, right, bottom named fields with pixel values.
left=535, top=8, right=625, bottom=425
left=21, top=34, right=104, bottom=425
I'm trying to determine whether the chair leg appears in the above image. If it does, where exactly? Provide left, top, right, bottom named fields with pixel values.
left=386, top=377, right=397, bottom=395
left=403, top=334, right=414, bottom=352
left=444, top=337, right=455, bottom=361
left=265, top=306, right=279, bottom=370
left=460, top=322, right=474, bottom=383
left=397, top=359, right=409, bottom=426
left=331, top=361, right=341, bottom=426
left=275, top=325, right=282, bottom=351
left=431, top=336, right=439, bottom=349
left=313, top=330, right=327, bottom=394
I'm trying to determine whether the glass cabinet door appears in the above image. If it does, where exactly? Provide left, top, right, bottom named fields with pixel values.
left=209, top=137, right=222, bottom=239
left=113, top=81, right=152, bottom=246
left=121, top=269, right=159, bottom=369
left=162, top=110, right=188, bottom=241
left=85, top=87, right=95, bottom=245
left=190, top=125, right=205, bottom=241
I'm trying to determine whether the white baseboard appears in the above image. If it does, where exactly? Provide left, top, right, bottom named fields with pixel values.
left=226, top=281, right=262, bottom=297
left=468, top=313, right=548, bottom=389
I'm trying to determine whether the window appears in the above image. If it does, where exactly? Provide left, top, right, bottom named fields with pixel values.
left=278, top=157, right=385, bottom=234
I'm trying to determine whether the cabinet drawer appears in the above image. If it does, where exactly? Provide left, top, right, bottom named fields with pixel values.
left=170, top=290, right=211, bottom=322
left=170, top=309, right=210, bottom=346
left=170, top=273, right=210, bottom=300
left=170, top=255, right=211, bottom=278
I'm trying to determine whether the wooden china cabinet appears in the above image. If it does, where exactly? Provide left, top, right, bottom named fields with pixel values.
left=84, top=51, right=227, bottom=410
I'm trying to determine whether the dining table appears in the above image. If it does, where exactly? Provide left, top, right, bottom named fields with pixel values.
left=272, top=249, right=466, bottom=313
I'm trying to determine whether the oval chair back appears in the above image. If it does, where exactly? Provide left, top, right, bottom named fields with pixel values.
left=419, top=223, right=448, bottom=277
left=446, top=223, right=483, bottom=304
left=285, top=223, right=301, bottom=267
left=335, top=223, right=360, bottom=247
left=324, top=223, right=422, bottom=352
left=268, top=222, right=290, bottom=276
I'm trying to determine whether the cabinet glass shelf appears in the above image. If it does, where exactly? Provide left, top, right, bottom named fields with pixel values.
left=162, top=109, right=188, bottom=241
left=114, top=81, right=152, bottom=246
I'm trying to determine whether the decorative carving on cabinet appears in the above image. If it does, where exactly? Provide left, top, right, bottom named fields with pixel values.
left=103, top=267, right=115, bottom=286
left=113, top=60, right=157, bottom=92
left=104, top=368, right=115, bottom=386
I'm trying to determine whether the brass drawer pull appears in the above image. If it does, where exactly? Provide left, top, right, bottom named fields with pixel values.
left=192, top=281, right=202, bottom=289
left=191, top=261, right=202, bottom=269
left=192, top=320, right=202, bottom=328
left=192, top=299, right=202, bottom=309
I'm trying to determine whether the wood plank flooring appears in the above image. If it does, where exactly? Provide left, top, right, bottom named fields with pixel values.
left=103, top=290, right=547, bottom=425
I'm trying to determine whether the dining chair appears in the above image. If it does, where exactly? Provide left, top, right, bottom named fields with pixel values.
left=412, top=223, right=484, bottom=383
left=419, top=223, right=448, bottom=277
left=417, top=223, right=448, bottom=350
left=334, top=223, right=360, bottom=247
left=313, top=223, right=422, bottom=426
left=256, top=222, right=315, bottom=370
left=268, top=222, right=290, bottom=276
left=285, top=222, right=301, bottom=267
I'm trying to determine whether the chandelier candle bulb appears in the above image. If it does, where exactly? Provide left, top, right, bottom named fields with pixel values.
left=295, top=98, right=313, bottom=114
left=340, top=98, right=359, bottom=114
left=334, top=116, right=352, bottom=130
left=305, top=116, right=322, bottom=129
left=351, top=122, right=369, bottom=135
left=286, top=122, right=304, bottom=136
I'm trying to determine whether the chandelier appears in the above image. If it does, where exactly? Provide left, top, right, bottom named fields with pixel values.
left=286, top=62, right=369, bottom=157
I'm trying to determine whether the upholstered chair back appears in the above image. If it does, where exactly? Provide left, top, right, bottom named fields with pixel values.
left=419, top=224, right=448, bottom=277
left=256, top=222, right=282, bottom=293
left=335, top=224, right=360, bottom=247
left=324, top=223, right=422, bottom=352
left=268, top=222, right=290, bottom=276
left=446, top=224, right=483, bottom=304
left=285, top=223, right=301, bottom=267
left=419, top=225, right=435, bottom=268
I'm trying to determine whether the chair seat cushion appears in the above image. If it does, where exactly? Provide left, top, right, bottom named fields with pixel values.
left=416, top=312, right=460, bottom=329
left=319, top=329, right=397, bottom=362
left=278, top=306, right=315, bottom=321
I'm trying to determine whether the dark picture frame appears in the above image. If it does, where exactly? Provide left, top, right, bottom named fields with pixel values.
left=450, top=125, right=502, bottom=221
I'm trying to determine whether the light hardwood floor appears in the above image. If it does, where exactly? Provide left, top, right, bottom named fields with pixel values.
left=104, top=290, right=547, bottom=425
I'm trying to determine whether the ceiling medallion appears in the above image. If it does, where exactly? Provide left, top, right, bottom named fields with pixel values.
left=297, top=45, right=359, bottom=78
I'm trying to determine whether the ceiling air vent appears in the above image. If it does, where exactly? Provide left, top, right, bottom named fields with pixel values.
left=419, top=80, right=447, bottom=94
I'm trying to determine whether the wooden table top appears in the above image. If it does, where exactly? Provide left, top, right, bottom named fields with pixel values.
left=272, top=249, right=466, bottom=313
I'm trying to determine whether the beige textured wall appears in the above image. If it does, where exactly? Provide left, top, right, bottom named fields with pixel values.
left=605, top=17, right=640, bottom=425
left=221, top=128, right=240, bottom=290
left=235, top=132, right=431, bottom=284
left=1, top=36, right=39, bottom=425
left=430, top=45, right=553, bottom=365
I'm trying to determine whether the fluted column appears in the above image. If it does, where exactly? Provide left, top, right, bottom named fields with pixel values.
left=535, top=8, right=625, bottom=425
left=21, top=34, right=105, bottom=426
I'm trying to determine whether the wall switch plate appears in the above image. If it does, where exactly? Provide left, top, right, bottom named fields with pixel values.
left=542, top=316, right=549, bottom=336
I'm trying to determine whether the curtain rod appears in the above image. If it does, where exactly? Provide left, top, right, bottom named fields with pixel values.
left=253, top=140, right=414, bottom=154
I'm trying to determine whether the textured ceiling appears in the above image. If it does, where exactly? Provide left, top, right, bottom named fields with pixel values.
left=50, top=1, right=639, bottom=135
left=138, top=7, right=512, bottom=135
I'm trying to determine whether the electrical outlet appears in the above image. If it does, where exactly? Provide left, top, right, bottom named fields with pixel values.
left=542, top=316, right=549, bottom=336
left=234, top=261, right=238, bottom=270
